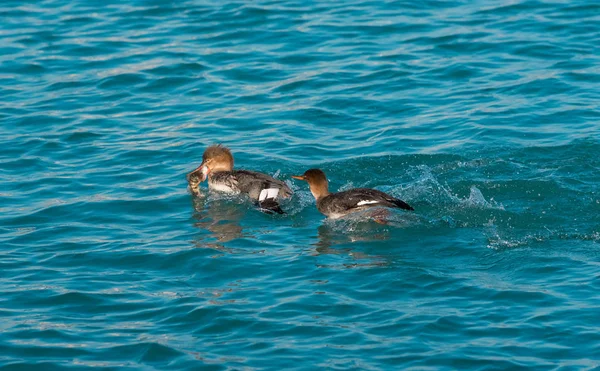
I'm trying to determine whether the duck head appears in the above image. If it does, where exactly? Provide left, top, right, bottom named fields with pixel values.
left=292, top=168, right=330, bottom=200
left=187, top=144, right=234, bottom=182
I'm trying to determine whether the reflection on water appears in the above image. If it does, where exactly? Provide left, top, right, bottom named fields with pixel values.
left=313, top=222, right=391, bottom=268
left=190, top=194, right=246, bottom=251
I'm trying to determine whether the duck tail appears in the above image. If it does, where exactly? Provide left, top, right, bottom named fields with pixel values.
left=258, top=199, right=286, bottom=215
left=390, top=198, right=414, bottom=211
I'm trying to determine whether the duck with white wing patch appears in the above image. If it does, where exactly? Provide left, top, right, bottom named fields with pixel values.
left=187, top=144, right=292, bottom=214
left=292, top=169, right=413, bottom=219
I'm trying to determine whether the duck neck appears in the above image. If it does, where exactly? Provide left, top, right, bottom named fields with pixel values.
left=309, top=183, right=330, bottom=200
left=207, top=163, right=233, bottom=179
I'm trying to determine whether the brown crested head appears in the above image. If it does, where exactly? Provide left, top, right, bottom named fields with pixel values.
left=202, top=144, right=234, bottom=172
left=187, top=144, right=234, bottom=183
left=291, top=168, right=330, bottom=199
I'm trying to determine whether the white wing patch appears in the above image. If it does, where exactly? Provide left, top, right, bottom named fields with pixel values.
left=259, top=188, right=280, bottom=201
left=357, top=200, right=379, bottom=206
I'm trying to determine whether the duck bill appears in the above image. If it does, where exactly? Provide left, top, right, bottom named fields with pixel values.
left=187, top=163, right=210, bottom=182
left=291, top=175, right=306, bottom=181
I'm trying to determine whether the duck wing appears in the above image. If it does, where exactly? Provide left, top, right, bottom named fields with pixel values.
left=324, top=188, right=414, bottom=213
left=233, top=170, right=293, bottom=214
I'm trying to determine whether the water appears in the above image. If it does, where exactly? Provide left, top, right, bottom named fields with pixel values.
left=1, top=0, right=600, bottom=369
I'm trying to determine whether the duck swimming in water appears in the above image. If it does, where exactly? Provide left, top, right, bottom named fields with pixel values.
left=187, top=145, right=292, bottom=214
left=292, top=169, right=413, bottom=219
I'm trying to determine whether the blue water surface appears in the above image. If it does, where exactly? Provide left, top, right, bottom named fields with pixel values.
left=1, top=0, right=600, bottom=369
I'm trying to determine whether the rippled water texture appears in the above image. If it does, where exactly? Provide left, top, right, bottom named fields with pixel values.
left=2, top=0, right=600, bottom=369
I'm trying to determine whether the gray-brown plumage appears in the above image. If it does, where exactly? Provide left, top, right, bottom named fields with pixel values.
left=292, top=168, right=413, bottom=218
left=187, top=145, right=292, bottom=214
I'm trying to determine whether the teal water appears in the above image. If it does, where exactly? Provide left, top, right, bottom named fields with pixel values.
left=2, top=0, right=600, bottom=369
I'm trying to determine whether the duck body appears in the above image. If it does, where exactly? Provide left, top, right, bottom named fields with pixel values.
left=292, top=169, right=413, bottom=219
left=316, top=188, right=414, bottom=219
left=209, top=170, right=292, bottom=205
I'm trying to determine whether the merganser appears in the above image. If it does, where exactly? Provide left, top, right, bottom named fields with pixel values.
left=187, top=144, right=292, bottom=214
left=292, top=169, right=414, bottom=219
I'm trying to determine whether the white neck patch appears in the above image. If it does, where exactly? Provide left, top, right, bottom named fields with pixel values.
left=208, top=182, right=237, bottom=194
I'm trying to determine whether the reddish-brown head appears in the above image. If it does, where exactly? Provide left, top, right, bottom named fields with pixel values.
left=187, top=144, right=234, bottom=182
left=292, top=168, right=330, bottom=200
